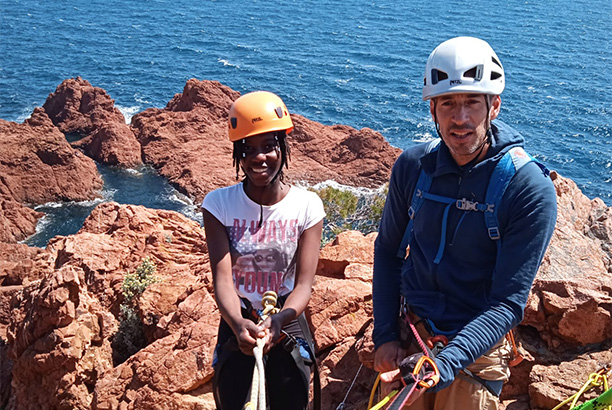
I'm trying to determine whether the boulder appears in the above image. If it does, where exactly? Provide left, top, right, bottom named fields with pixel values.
left=0, top=195, right=44, bottom=243
left=42, top=77, right=125, bottom=135
left=0, top=108, right=102, bottom=205
left=43, top=77, right=142, bottom=167
left=0, top=108, right=103, bottom=243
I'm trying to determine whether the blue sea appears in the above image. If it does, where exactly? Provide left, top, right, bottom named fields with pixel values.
left=1, top=0, right=610, bottom=247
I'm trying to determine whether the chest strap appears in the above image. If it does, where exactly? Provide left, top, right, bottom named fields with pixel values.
left=397, top=142, right=545, bottom=263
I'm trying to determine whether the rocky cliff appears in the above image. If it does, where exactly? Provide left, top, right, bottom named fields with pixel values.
left=0, top=78, right=610, bottom=410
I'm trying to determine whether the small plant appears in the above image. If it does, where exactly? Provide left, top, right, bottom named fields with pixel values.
left=310, top=183, right=388, bottom=244
left=121, top=257, right=158, bottom=304
left=112, top=257, right=159, bottom=365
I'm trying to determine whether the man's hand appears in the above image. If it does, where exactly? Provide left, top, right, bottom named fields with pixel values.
left=374, top=340, right=407, bottom=373
left=375, top=346, right=433, bottom=407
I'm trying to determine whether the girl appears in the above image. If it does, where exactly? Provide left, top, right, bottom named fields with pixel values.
left=202, top=91, right=324, bottom=410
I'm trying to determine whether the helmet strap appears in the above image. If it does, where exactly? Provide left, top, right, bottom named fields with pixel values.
left=432, top=101, right=443, bottom=140
left=484, top=95, right=493, bottom=143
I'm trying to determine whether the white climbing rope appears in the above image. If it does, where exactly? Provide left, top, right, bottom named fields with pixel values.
left=243, top=291, right=280, bottom=410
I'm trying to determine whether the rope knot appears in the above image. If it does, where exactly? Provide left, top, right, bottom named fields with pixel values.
left=260, top=291, right=280, bottom=322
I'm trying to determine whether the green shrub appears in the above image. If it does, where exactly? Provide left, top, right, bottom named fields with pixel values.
left=112, top=257, right=159, bottom=365
left=310, top=183, right=388, bottom=244
left=121, top=257, right=158, bottom=305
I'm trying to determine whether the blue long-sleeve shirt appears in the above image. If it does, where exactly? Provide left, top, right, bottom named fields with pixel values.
left=372, top=120, right=557, bottom=389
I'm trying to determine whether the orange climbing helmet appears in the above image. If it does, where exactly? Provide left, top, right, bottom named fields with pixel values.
left=228, top=91, right=294, bottom=142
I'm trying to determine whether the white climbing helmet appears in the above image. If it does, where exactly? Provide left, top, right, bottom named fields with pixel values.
left=422, top=36, right=505, bottom=100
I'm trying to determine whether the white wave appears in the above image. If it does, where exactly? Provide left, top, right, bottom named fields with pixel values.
left=18, top=214, right=52, bottom=246
left=33, top=197, right=104, bottom=211
left=116, top=104, right=141, bottom=124
left=180, top=205, right=203, bottom=225
left=413, top=132, right=435, bottom=143
left=134, top=94, right=152, bottom=105
left=16, top=103, right=38, bottom=123
left=101, top=188, right=117, bottom=201
left=236, top=44, right=258, bottom=51
left=34, top=202, right=63, bottom=210
left=125, top=168, right=144, bottom=176
left=218, top=58, right=239, bottom=68
left=308, top=179, right=386, bottom=196
left=167, top=191, right=194, bottom=206
left=335, top=78, right=352, bottom=84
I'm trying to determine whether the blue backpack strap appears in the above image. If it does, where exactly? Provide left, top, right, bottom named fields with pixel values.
left=396, top=139, right=440, bottom=258
left=484, top=146, right=544, bottom=249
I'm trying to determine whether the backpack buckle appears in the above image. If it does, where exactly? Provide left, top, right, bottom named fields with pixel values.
left=488, top=227, right=501, bottom=240
left=456, top=198, right=479, bottom=211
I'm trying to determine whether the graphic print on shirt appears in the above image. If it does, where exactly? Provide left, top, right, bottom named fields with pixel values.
left=227, top=217, right=299, bottom=308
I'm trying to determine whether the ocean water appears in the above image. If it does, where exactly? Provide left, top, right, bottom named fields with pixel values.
left=1, top=0, right=610, bottom=247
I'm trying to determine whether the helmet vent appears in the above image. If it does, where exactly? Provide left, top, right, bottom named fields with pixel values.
left=230, top=117, right=238, bottom=129
left=490, top=71, right=502, bottom=80
left=491, top=56, right=502, bottom=68
left=274, top=106, right=284, bottom=119
left=431, top=69, right=448, bottom=85
left=463, top=65, right=483, bottom=81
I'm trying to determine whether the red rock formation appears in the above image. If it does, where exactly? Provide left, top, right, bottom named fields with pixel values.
left=72, top=121, right=142, bottom=167
left=0, top=108, right=103, bottom=243
left=43, top=77, right=125, bottom=135
left=43, top=77, right=142, bottom=167
left=4, top=203, right=213, bottom=409
left=523, top=171, right=611, bottom=350
left=310, top=231, right=379, bottom=409
left=0, top=108, right=103, bottom=204
left=0, top=195, right=44, bottom=243
left=132, top=78, right=403, bottom=204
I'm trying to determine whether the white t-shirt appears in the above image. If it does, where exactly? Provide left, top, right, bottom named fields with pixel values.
left=202, top=183, right=325, bottom=309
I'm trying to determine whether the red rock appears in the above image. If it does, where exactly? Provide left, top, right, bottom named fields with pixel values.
left=2, top=203, right=214, bottom=409
left=524, top=172, right=612, bottom=350
left=0, top=109, right=103, bottom=243
left=43, top=77, right=142, bottom=167
left=318, top=336, right=378, bottom=410
left=0, top=195, right=44, bottom=243
left=42, top=77, right=125, bottom=135
left=72, top=122, right=142, bottom=167
left=528, top=350, right=612, bottom=409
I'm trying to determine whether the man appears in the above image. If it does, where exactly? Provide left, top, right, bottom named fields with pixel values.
left=372, top=36, right=557, bottom=409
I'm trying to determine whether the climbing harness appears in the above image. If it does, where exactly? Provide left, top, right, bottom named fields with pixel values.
left=367, top=310, right=442, bottom=410
left=239, top=290, right=321, bottom=410
left=244, top=291, right=280, bottom=410
left=551, top=365, right=611, bottom=410
left=397, top=139, right=549, bottom=260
